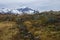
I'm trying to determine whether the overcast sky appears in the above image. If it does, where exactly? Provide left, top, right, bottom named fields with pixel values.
left=0, top=0, right=60, bottom=11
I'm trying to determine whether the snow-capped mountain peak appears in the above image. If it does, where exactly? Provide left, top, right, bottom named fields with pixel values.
left=0, top=7, right=39, bottom=14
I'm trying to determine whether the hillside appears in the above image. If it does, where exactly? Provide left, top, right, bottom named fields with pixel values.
left=0, top=11, right=60, bottom=40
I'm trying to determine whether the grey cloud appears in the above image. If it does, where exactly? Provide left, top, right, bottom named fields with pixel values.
left=0, top=0, right=60, bottom=11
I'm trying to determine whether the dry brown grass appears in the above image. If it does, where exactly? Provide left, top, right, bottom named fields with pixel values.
left=0, top=21, right=16, bottom=29
left=0, top=21, right=19, bottom=40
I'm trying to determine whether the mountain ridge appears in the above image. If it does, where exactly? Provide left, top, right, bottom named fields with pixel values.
left=0, top=7, right=39, bottom=14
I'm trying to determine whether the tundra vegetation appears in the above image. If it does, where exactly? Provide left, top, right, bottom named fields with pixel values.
left=0, top=10, right=60, bottom=40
